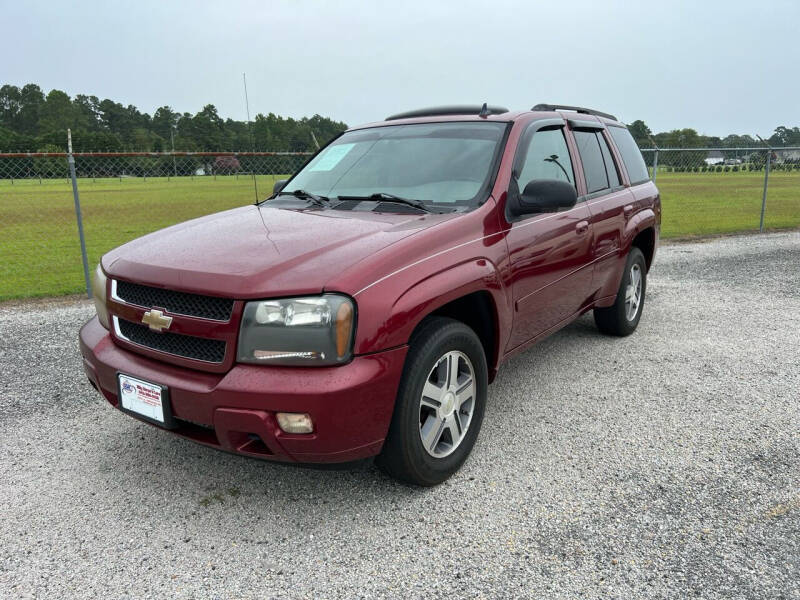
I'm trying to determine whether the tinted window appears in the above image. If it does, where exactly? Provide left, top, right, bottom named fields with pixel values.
left=516, top=128, right=574, bottom=188
left=608, top=126, right=650, bottom=184
left=285, top=122, right=506, bottom=206
left=598, top=133, right=620, bottom=188
left=574, top=130, right=608, bottom=193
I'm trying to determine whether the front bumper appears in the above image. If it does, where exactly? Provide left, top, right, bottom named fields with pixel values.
left=79, top=316, right=407, bottom=463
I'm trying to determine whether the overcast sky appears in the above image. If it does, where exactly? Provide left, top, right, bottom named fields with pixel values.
left=3, top=0, right=798, bottom=137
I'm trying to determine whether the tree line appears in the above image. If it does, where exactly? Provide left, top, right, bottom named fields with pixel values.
left=0, top=83, right=348, bottom=153
left=2, top=83, right=798, bottom=156
left=627, top=120, right=800, bottom=149
left=627, top=120, right=800, bottom=169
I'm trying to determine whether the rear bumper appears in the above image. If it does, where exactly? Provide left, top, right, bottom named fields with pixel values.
left=79, top=316, right=407, bottom=463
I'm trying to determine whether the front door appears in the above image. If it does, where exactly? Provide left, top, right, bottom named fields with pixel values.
left=505, top=123, right=594, bottom=350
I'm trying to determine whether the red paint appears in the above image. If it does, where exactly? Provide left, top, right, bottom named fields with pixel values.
left=80, top=108, right=660, bottom=463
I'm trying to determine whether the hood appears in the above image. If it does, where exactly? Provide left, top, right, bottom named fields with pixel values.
left=103, top=204, right=458, bottom=298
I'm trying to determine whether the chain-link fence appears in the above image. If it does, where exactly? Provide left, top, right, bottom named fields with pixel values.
left=1, top=143, right=799, bottom=301
left=0, top=148, right=312, bottom=301
left=640, top=146, right=800, bottom=238
left=0, top=151, right=311, bottom=181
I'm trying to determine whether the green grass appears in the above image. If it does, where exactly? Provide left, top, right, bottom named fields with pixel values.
left=0, top=175, right=286, bottom=301
left=1, top=171, right=798, bottom=301
left=655, top=170, right=800, bottom=237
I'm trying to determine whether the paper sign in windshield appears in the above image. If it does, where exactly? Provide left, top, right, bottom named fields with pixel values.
left=309, top=143, right=354, bottom=171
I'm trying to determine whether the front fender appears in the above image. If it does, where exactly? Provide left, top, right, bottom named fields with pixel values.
left=353, top=258, right=508, bottom=358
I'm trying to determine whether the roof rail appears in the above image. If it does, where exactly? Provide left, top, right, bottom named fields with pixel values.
left=531, top=103, right=617, bottom=122
left=385, top=104, right=510, bottom=121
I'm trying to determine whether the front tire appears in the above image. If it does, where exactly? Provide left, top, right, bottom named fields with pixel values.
left=377, top=317, right=487, bottom=486
left=594, top=246, right=647, bottom=336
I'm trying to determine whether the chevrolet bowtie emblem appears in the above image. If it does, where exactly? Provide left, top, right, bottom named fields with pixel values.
left=142, top=309, right=173, bottom=332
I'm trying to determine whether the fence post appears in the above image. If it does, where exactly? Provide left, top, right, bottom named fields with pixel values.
left=759, top=150, right=771, bottom=232
left=67, top=129, right=92, bottom=298
left=652, top=149, right=659, bottom=183
left=170, top=128, right=178, bottom=178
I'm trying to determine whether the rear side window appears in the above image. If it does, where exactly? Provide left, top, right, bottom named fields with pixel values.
left=573, top=130, right=608, bottom=193
left=608, top=126, right=650, bottom=185
left=598, top=134, right=621, bottom=188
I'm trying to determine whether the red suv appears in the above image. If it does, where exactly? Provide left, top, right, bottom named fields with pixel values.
left=80, top=103, right=660, bottom=485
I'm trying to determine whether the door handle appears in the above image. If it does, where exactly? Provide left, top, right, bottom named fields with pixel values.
left=623, top=204, right=634, bottom=217
left=575, top=220, right=589, bottom=235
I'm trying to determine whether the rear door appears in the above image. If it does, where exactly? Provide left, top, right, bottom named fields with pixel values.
left=504, top=120, right=594, bottom=350
left=568, top=124, right=635, bottom=299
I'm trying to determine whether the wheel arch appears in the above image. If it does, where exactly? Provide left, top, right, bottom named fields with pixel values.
left=421, top=290, right=500, bottom=383
left=355, top=259, right=507, bottom=383
left=631, top=226, right=656, bottom=271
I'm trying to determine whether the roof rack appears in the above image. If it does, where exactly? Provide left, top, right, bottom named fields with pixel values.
left=531, top=103, right=617, bottom=122
left=385, top=104, right=510, bottom=121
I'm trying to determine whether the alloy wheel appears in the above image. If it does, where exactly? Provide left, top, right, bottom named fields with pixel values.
left=625, top=263, right=643, bottom=321
left=418, top=351, right=476, bottom=458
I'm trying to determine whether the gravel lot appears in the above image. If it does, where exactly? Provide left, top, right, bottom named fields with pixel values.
left=1, top=232, right=798, bottom=599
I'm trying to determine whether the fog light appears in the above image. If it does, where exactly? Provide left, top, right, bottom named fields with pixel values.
left=276, top=412, right=313, bottom=434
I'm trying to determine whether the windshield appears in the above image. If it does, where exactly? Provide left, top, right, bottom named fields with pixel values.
left=282, top=122, right=507, bottom=207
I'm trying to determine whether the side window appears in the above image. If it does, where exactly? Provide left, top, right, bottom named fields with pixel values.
left=573, top=130, right=609, bottom=194
left=516, top=128, right=574, bottom=189
left=608, top=126, right=650, bottom=185
left=598, top=133, right=621, bottom=188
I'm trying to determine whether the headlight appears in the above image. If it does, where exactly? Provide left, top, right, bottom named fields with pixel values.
left=91, top=263, right=110, bottom=329
left=237, top=294, right=355, bottom=366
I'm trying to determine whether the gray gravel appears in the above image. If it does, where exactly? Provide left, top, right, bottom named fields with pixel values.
left=1, top=232, right=799, bottom=599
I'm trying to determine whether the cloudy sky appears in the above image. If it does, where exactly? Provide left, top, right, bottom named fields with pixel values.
left=3, top=0, right=798, bottom=137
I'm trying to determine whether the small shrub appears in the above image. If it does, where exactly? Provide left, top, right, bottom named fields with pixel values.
left=723, top=165, right=730, bottom=172
left=732, top=166, right=739, bottom=172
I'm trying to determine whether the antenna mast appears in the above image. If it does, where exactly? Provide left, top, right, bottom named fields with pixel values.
left=243, top=72, right=259, bottom=202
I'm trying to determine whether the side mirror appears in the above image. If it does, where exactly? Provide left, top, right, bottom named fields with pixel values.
left=273, top=179, right=288, bottom=195
left=509, top=179, right=577, bottom=217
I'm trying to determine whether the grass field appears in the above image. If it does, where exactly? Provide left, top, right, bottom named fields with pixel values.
left=1, top=171, right=799, bottom=301
left=655, top=170, right=800, bottom=237
left=0, top=175, right=286, bottom=301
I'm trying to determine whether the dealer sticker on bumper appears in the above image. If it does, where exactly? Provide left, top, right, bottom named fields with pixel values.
left=118, top=374, right=166, bottom=424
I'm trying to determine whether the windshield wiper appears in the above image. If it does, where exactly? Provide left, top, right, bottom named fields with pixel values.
left=277, top=189, right=330, bottom=207
left=341, top=192, right=433, bottom=213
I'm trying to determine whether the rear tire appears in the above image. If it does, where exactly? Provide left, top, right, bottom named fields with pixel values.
left=377, top=317, right=487, bottom=486
left=594, top=247, right=647, bottom=336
